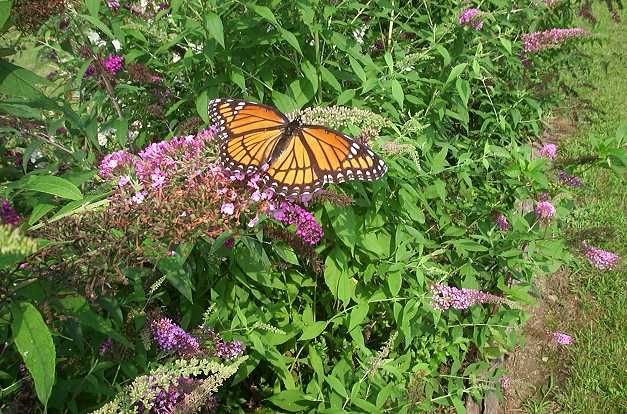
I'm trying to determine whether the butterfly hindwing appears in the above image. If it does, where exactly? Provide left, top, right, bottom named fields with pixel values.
left=263, top=126, right=387, bottom=196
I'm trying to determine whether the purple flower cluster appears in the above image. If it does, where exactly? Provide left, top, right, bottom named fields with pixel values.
left=539, top=143, right=557, bottom=160
left=98, top=338, right=113, bottom=355
left=535, top=201, right=556, bottom=221
left=1, top=200, right=20, bottom=226
left=102, top=54, right=124, bottom=75
left=151, top=317, right=200, bottom=355
left=99, top=150, right=137, bottom=179
left=214, top=339, right=245, bottom=360
left=552, top=331, right=574, bottom=345
left=494, top=212, right=511, bottom=231
left=106, top=0, right=120, bottom=10
left=430, top=283, right=503, bottom=310
left=522, top=28, right=589, bottom=53
left=272, top=201, right=324, bottom=245
left=557, top=170, right=583, bottom=187
left=581, top=241, right=620, bottom=270
left=458, top=8, right=483, bottom=30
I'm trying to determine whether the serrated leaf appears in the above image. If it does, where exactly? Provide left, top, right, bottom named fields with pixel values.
left=11, top=302, right=56, bottom=407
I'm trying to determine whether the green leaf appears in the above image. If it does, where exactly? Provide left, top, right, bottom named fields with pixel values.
left=348, top=303, right=369, bottom=332
left=387, top=270, right=402, bottom=296
left=299, top=321, right=327, bottom=341
left=446, top=63, right=467, bottom=85
left=11, top=302, right=56, bottom=407
left=279, top=28, right=302, bottom=55
left=250, top=4, right=279, bottom=26
left=325, top=375, right=349, bottom=398
left=266, top=389, right=317, bottom=412
left=0, top=59, right=50, bottom=101
left=85, top=0, right=100, bottom=16
left=21, top=175, right=83, bottom=200
left=349, top=56, right=366, bottom=84
left=205, top=13, right=225, bottom=48
left=28, top=203, right=56, bottom=226
left=301, top=60, right=318, bottom=92
left=273, top=243, right=299, bottom=265
left=158, top=256, right=194, bottom=303
left=195, top=90, right=209, bottom=123
left=80, top=14, right=115, bottom=40
left=390, top=79, right=404, bottom=109
left=272, top=91, right=298, bottom=113
left=320, top=66, right=341, bottom=92
left=456, top=78, right=470, bottom=107
left=0, top=1, right=12, bottom=30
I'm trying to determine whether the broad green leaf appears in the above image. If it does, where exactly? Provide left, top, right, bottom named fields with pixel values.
left=266, top=389, right=317, bottom=412
left=348, top=303, right=369, bottom=332
left=456, top=78, right=470, bottom=107
left=0, top=59, right=50, bottom=101
left=21, top=175, right=83, bottom=200
left=387, top=270, right=402, bottom=296
left=272, top=91, right=298, bottom=113
left=390, top=79, right=404, bottom=109
left=446, top=63, right=467, bottom=85
left=299, top=321, right=327, bottom=341
left=158, top=256, right=194, bottom=303
left=250, top=4, right=279, bottom=26
left=28, top=203, right=56, bottom=226
left=205, top=13, right=225, bottom=48
left=279, top=28, right=302, bottom=55
left=325, top=375, right=348, bottom=399
left=11, top=302, right=55, bottom=407
left=301, top=60, right=318, bottom=92
left=320, top=66, right=341, bottom=92
left=349, top=56, right=366, bottom=84
left=0, top=1, right=11, bottom=30
left=80, top=14, right=115, bottom=40
left=86, top=0, right=100, bottom=16
left=195, top=90, right=209, bottom=123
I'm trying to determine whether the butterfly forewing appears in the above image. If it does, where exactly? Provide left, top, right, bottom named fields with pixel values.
left=209, top=98, right=287, bottom=140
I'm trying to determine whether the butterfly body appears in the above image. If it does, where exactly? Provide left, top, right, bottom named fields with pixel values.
left=209, top=98, right=387, bottom=196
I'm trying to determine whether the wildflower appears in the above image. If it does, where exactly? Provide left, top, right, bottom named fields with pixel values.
left=539, top=143, right=557, bottom=160
left=118, top=176, right=130, bottom=187
left=535, top=201, right=556, bottom=221
left=522, top=28, right=589, bottom=53
left=458, top=8, right=483, bottom=30
left=1, top=200, right=20, bottom=226
left=220, top=203, right=235, bottom=215
left=98, top=150, right=136, bottom=179
left=494, top=212, right=511, bottom=231
left=131, top=191, right=146, bottom=204
left=214, top=339, right=245, bottom=360
left=102, top=54, right=124, bottom=76
left=224, top=238, right=234, bottom=249
left=151, top=170, right=167, bottom=188
left=500, top=376, right=511, bottom=391
left=557, top=170, right=583, bottom=187
left=106, top=0, right=120, bottom=10
left=271, top=201, right=324, bottom=245
left=151, top=317, right=200, bottom=355
left=84, top=64, right=96, bottom=79
left=551, top=331, right=574, bottom=345
left=158, top=2, right=169, bottom=11
left=430, top=284, right=503, bottom=310
left=98, top=338, right=113, bottom=355
left=581, top=241, right=620, bottom=270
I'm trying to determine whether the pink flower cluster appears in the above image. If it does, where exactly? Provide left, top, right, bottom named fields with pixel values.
left=430, top=283, right=503, bottom=310
left=522, top=28, right=589, bottom=53
left=1, top=200, right=20, bottom=226
left=151, top=317, right=200, bottom=355
left=494, top=212, right=511, bottom=231
left=106, top=0, right=120, bottom=10
left=102, top=54, right=124, bottom=75
left=581, top=241, right=620, bottom=270
left=552, top=331, right=574, bottom=345
left=458, top=8, right=483, bottom=30
left=539, top=143, right=557, bottom=160
left=535, top=201, right=556, bottom=221
left=214, top=339, right=245, bottom=360
left=272, top=201, right=324, bottom=245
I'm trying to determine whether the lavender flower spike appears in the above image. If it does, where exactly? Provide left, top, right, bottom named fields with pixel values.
left=430, top=284, right=503, bottom=310
left=552, top=331, right=574, bottom=345
left=458, top=8, right=483, bottom=30
left=581, top=241, right=621, bottom=270
left=151, top=317, right=200, bottom=355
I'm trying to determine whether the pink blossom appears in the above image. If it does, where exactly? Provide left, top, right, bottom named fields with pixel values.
left=118, top=175, right=130, bottom=187
left=430, top=283, right=503, bottom=310
left=1, top=200, right=20, bottom=226
left=581, top=241, right=620, bottom=270
left=522, top=28, right=589, bottom=53
left=539, top=143, right=557, bottom=160
left=102, top=54, right=124, bottom=76
left=535, top=201, right=556, bottom=220
left=221, top=203, right=235, bottom=215
left=458, top=8, right=483, bottom=30
left=131, top=191, right=146, bottom=204
left=271, top=201, right=323, bottom=245
left=494, top=213, right=511, bottom=231
left=552, top=331, right=574, bottom=345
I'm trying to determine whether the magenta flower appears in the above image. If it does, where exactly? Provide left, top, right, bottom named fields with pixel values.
left=458, top=8, right=483, bottom=30
left=98, top=338, right=113, bottom=355
left=494, top=212, right=511, bottom=231
left=552, top=331, right=574, bottom=345
left=151, top=317, right=200, bottom=355
left=522, top=28, right=589, bottom=53
left=581, top=241, right=620, bottom=270
left=214, top=339, right=245, bottom=360
left=98, top=150, right=136, bottom=179
left=557, top=170, right=583, bottom=187
left=131, top=191, right=146, bottom=204
left=539, top=143, right=557, bottom=160
left=271, top=201, right=324, bottom=245
left=1, top=200, right=20, bottom=226
left=535, top=201, right=556, bottom=221
left=430, top=284, right=503, bottom=310
left=84, top=64, right=96, bottom=79
left=102, top=54, right=124, bottom=76
left=106, top=0, right=120, bottom=10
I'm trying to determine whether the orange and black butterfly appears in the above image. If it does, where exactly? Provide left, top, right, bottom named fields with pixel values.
left=209, top=98, right=387, bottom=197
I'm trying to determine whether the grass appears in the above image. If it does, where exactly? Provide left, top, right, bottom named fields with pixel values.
left=539, top=4, right=627, bottom=414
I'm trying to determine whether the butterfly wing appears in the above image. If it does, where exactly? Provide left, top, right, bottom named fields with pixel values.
left=263, top=126, right=387, bottom=196
left=209, top=98, right=288, bottom=174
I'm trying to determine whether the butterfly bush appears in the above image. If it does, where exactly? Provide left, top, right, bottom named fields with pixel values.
left=535, top=201, right=556, bottom=221
left=581, top=241, right=621, bottom=270
left=539, top=143, right=557, bottom=160
left=552, top=331, right=574, bottom=345
left=458, top=8, right=483, bottom=30
left=430, top=284, right=503, bottom=310
left=522, top=28, right=589, bottom=54
left=557, top=170, right=583, bottom=187
left=0, top=225, right=37, bottom=256
left=494, top=212, right=511, bottom=231
left=271, top=201, right=324, bottom=245
left=151, top=318, right=200, bottom=355
left=1, top=200, right=20, bottom=226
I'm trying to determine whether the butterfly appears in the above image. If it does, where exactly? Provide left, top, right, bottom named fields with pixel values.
left=208, top=98, right=387, bottom=197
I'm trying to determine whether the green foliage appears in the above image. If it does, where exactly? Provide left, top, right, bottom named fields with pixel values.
left=0, top=0, right=624, bottom=413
